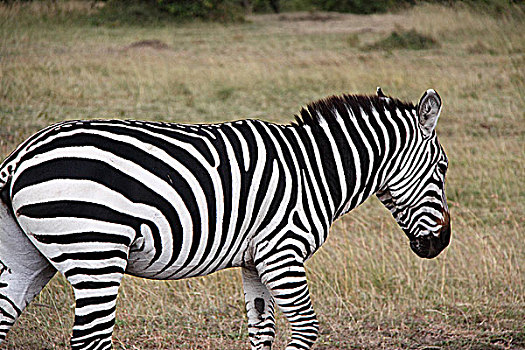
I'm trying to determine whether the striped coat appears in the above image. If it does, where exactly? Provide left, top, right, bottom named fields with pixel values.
left=0, top=88, right=450, bottom=350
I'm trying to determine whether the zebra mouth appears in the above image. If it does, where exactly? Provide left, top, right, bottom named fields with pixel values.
left=410, top=225, right=450, bottom=259
left=410, top=238, right=439, bottom=259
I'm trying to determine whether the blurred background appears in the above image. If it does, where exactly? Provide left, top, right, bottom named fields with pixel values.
left=0, top=0, right=523, bottom=349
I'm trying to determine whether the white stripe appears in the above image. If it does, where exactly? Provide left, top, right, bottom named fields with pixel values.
left=229, top=123, right=250, bottom=172
left=351, top=108, right=375, bottom=207
left=252, top=123, right=295, bottom=256
left=228, top=121, right=269, bottom=267
left=336, top=108, right=361, bottom=216
left=304, top=125, right=334, bottom=215
left=319, top=115, right=347, bottom=207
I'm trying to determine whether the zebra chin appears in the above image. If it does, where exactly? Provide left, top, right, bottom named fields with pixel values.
left=410, top=224, right=451, bottom=259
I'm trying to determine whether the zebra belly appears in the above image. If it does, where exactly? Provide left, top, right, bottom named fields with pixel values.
left=125, top=222, right=249, bottom=280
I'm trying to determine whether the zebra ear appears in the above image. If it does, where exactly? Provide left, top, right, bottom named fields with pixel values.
left=376, top=87, right=387, bottom=98
left=417, top=89, right=442, bottom=137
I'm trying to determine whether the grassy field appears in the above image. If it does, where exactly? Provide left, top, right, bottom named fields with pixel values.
left=0, top=2, right=524, bottom=349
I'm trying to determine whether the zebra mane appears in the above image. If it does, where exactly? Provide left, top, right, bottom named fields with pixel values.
left=293, top=94, right=415, bottom=127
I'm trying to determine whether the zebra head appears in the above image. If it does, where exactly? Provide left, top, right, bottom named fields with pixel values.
left=377, top=89, right=450, bottom=259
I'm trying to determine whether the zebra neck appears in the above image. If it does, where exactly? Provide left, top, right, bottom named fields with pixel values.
left=291, top=107, right=411, bottom=224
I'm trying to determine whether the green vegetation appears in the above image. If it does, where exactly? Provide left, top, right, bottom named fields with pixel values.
left=0, top=1, right=524, bottom=349
left=365, top=28, right=440, bottom=51
left=89, top=0, right=185, bottom=26
left=93, top=0, right=246, bottom=25
left=309, top=0, right=402, bottom=14
left=2, top=0, right=518, bottom=26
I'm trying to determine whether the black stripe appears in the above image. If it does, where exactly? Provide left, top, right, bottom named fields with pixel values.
left=64, top=266, right=124, bottom=278
left=0, top=294, right=21, bottom=315
left=291, top=126, right=331, bottom=233
left=73, top=305, right=116, bottom=326
left=0, top=306, right=17, bottom=320
left=72, top=281, right=121, bottom=290
left=52, top=250, right=128, bottom=263
left=119, top=120, right=216, bottom=166
left=33, top=232, right=131, bottom=246
left=76, top=294, right=117, bottom=308
left=72, top=325, right=114, bottom=343
left=17, top=200, right=143, bottom=227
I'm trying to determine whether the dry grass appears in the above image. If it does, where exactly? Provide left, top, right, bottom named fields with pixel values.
left=0, top=2, right=524, bottom=349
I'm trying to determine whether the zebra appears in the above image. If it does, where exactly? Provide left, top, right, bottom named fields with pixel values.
left=0, top=88, right=450, bottom=350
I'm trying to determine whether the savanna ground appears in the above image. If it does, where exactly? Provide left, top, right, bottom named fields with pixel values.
left=0, top=2, right=523, bottom=349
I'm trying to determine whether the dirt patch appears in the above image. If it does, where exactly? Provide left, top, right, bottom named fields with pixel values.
left=278, top=12, right=342, bottom=22
left=247, top=11, right=404, bottom=35
left=125, top=39, right=169, bottom=50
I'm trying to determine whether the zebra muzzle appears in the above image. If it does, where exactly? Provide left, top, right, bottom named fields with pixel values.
left=410, top=224, right=450, bottom=259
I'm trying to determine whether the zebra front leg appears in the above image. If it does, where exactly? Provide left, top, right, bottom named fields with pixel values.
left=242, top=266, right=276, bottom=350
left=0, top=200, right=56, bottom=343
left=255, top=249, right=319, bottom=350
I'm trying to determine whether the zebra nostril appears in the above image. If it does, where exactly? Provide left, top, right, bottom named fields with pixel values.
left=440, top=224, right=451, bottom=247
left=411, top=233, right=449, bottom=259
left=410, top=238, right=430, bottom=258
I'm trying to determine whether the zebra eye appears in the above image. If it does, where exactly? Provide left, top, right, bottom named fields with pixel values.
left=437, top=162, right=447, bottom=175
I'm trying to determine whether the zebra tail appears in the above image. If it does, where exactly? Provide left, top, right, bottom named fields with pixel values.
left=0, top=158, right=13, bottom=203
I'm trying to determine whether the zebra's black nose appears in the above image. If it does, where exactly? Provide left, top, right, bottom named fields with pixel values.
left=410, top=225, right=450, bottom=259
left=440, top=223, right=451, bottom=248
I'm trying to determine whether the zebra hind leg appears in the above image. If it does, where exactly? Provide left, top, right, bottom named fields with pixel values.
left=25, top=229, right=130, bottom=350
left=242, top=266, right=276, bottom=350
left=0, top=200, right=57, bottom=344
left=255, top=248, right=319, bottom=350
left=69, top=267, right=125, bottom=350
